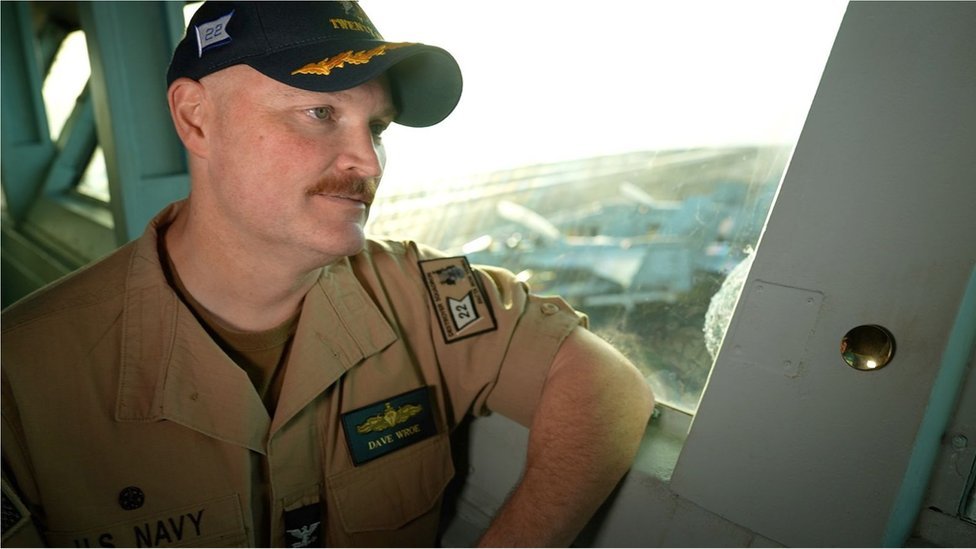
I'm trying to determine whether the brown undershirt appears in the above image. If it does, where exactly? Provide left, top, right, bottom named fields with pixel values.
left=158, top=230, right=302, bottom=544
left=158, top=235, right=298, bottom=414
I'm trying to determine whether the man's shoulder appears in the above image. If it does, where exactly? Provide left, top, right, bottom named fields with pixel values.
left=353, top=238, right=466, bottom=282
left=359, top=238, right=452, bottom=264
left=342, top=238, right=451, bottom=297
left=361, top=237, right=416, bottom=259
left=1, top=242, right=136, bottom=336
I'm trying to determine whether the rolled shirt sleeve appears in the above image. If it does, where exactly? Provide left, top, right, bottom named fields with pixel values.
left=366, top=242, right=587, bottom=429
left=476, top=266, right=587, bottom=425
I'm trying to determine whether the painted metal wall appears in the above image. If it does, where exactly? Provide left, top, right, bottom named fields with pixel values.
left=670, top=2, right=976, bottom=545
left=1, top=1, right=188, bottom=307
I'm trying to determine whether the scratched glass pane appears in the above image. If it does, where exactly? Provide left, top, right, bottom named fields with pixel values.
left=367, top=2, right=845, bottom=413
left=369, top=149, right=782, bottom=411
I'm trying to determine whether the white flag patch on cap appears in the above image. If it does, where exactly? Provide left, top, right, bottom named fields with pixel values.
left=195, top=11, right=234, bottom=58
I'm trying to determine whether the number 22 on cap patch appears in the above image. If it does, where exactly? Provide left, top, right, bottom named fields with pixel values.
left=419, top=257, right=497, bottom=343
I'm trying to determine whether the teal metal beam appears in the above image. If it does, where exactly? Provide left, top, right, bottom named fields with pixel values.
left=42, top=87, right=97, bottom=196
left=1, top=1, right=55, bottom=223
left=883, top=265, right=976, bottom=546
left=78, top=1, right=189, bottom=244
left=35, top=10, right=70, bottom=75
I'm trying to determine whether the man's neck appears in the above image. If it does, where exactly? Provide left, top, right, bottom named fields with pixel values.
left=162, top=202, right=326, bottom=332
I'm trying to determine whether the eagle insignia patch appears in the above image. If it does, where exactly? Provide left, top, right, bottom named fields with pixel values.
left=284, top=503, right=321, bottom=548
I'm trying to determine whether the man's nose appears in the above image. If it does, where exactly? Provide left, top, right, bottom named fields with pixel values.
left=336, top=126, right=384, bottom=179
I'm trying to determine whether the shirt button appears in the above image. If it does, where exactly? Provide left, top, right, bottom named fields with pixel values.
left=118, top=486, right=145, bottom=510
left=541, top=303, right=560, bottom=316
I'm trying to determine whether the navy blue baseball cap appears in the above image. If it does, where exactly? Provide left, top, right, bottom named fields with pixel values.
left=167, top=1, right=462, bottom=127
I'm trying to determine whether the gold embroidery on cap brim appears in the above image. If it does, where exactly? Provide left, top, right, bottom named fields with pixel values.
left=291, top=42, right=414, bottom=76
left=356, top=402, right=423, bottom=434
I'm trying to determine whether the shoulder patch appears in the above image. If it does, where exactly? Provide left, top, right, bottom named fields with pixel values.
left=419, top=257, right=497, bottom=343
left=1, top=478, right=31, bottom=542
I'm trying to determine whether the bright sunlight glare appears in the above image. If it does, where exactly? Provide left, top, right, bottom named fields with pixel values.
left=366, top=1, right=847, bottom=192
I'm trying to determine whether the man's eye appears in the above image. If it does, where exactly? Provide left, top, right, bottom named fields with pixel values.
left=306, top=106, right=333, bottom=120
left=371, top=122, right=389, bottom=139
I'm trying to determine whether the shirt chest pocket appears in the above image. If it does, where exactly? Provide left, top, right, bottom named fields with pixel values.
left=326, top=434, right=454, bottom=538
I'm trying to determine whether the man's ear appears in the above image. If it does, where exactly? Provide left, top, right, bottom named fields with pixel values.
left=168, top=78, right=209, bottom=158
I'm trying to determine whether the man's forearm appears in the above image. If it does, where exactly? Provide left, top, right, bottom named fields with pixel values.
left=478, top=328, right=654, bottom=547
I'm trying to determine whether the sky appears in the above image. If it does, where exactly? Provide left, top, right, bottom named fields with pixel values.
left=43, top=1, right=847, bottom=197
left=363, top=1, right=848, bottom=193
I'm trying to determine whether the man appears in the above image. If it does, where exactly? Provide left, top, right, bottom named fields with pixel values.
left=1, top=2, right=653, bottom=546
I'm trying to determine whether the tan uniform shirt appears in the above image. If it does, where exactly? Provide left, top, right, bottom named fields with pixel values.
left=1, top=202, right=584, bottom=547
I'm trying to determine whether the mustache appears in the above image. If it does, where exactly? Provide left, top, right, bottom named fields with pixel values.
left=306, top=175, right=380, bottom=204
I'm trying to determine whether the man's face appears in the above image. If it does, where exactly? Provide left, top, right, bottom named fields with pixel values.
left=198, top=65, right=395, bottom=264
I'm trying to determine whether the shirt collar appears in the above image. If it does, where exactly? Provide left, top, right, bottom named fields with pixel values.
left=271, top=257, right=398, bottom=434
left=116, top=201, right=397, bottom=449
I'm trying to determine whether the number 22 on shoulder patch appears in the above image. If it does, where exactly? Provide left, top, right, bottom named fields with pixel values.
left=419, top=257, right=497, bottom=343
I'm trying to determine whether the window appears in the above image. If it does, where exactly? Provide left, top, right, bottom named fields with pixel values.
left=42, top=30, right=89, bottom=141
left=365, top=1, right=846, bottom=412
left=41, top=27, right=111, bottom=204
left=76, top=146, right=109, bottom=202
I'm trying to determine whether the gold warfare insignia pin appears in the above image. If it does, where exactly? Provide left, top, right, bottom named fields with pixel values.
left=340, top=387, right=437, bottom=466
left=356, top=402, right=423, bottom=434
left=291, top=43, right=413, bottom=76
left=419, top=257, right=498, bottom=344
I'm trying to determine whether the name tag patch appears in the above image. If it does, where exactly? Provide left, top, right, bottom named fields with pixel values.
left=340, top=387, right=437, bottom=466
left=419, top=257, right=497, bottom=343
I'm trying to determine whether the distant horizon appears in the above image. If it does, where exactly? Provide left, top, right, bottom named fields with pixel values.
left=42, top=2, right=846, bottom=202
left=368, top=0, right=847, bottom=192
left=371, top=143, right=792, bottom=199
